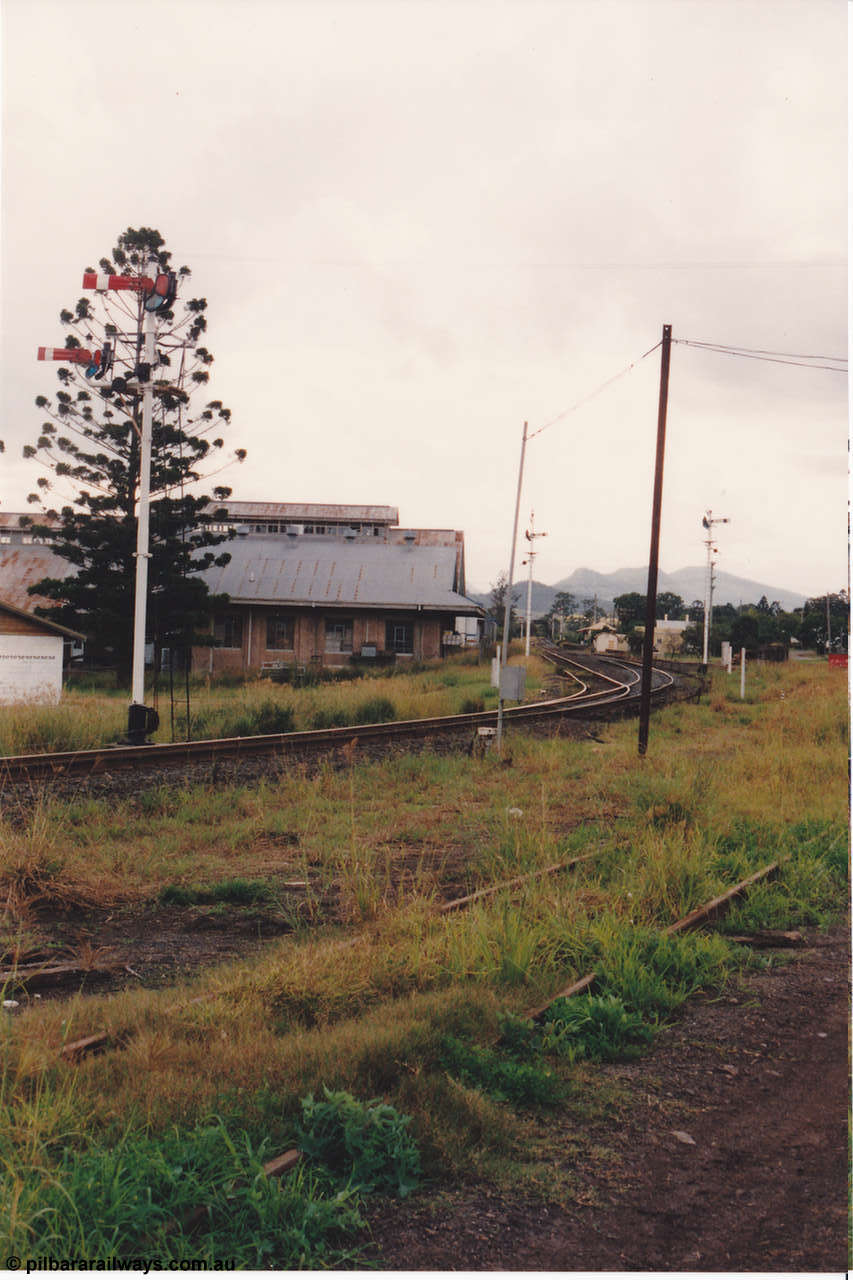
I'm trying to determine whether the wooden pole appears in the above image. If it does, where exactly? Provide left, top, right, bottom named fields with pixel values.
left=638, top=325, right=672, bottom=756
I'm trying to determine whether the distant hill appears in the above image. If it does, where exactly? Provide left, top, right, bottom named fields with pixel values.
left=470, top=567, right=806, bottom=617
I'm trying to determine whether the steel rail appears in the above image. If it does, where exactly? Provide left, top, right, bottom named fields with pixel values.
left=49, top=857, right=776, bottom=1065
left=0, top=648, right=684, bottom=782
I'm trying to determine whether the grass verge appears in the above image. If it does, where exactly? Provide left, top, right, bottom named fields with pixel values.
left=0, top=659, right=847, bottom=1263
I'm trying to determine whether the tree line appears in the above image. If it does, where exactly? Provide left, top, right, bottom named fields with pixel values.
left=490, top=579, right=848, bottom=655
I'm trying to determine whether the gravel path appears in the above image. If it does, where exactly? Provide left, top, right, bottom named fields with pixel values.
left=365, top=920, right=850, bottom=1272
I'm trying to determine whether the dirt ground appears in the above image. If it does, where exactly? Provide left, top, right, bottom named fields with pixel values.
left=362, top=921, right=850, bottom=1273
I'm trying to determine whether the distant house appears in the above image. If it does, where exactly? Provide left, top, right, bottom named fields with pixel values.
left=651, top=618, right=690, bottom=654
left=0, top=598, right=83, bottom=705
left=584, top=614, right=690, bottom=656
left=592, top=627, right=630, bottom=655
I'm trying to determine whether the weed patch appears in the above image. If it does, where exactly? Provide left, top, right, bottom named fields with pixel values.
left=298, top=1088, right=420, bottom=1197
left=3, top=1115, right=363, bottom=1268
left=158, top=878, right=274, bottom=907
left=353, top=697, right=397, bottom=725
left=588, top=920, right=735, bottom=1019
left=542, top=994, right=654, bottom=1062
left=439, top=1034, right=563, bottom=1109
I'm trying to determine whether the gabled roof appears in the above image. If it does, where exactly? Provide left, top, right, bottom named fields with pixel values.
left=197, top=536, right=482, bottom=615
left=0, top=598, right=84, bottom=641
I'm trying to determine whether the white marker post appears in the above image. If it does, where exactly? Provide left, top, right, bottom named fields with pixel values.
left=740, top=646, right=746, bottom=699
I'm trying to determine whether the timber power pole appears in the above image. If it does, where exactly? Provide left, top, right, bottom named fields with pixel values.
left=638, top=324, right=672, bottom=757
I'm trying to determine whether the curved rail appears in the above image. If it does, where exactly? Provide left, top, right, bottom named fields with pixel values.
left=0, top=646, right=688, bottom=783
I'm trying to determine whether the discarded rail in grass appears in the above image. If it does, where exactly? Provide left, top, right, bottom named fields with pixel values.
left=663, top=863, right=780, bottom=935
left=0, top=649, right=687, bottom=786
left=0, top=958, right=122, bottom=990
left=437, top=850, right=600, bottom=914
left=46, top=851, right=774, bottom=1067
left=172, top=1148, right=303, bottom=1239
left=52, top=856, right=605, bottom=1060
left=523, top=861, right=781, bottom=1021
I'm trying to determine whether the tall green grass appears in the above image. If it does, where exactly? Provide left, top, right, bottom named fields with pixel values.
left=0, top=651, right=542, bottom=755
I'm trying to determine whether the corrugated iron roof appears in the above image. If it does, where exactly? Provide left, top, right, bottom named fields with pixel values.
left=197, top=537, right=482, bottom=614
left=0, top=512, right=60, bottom=530
left=0, top=546, right=74, bottom=610
left=215, top=501, right=400, bottom=523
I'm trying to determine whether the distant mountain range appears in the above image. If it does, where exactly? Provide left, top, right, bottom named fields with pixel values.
left=469, top=566, right=806, bottom=617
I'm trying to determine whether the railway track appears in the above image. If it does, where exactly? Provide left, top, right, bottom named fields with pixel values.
left=0, top=647, right=699, bottom=785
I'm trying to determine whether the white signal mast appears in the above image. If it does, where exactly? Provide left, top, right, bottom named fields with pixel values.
left=39, top=264, right=178, bottom=742
left=522, top=511, right=547, bottom=657
left=701, top=509, right=729, bottom=665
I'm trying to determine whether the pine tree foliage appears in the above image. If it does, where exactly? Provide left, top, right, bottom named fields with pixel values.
left=23, top=227, right=246, bottom=679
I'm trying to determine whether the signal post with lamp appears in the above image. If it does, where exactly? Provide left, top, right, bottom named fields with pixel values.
left=37, top=267, right=178, bottom=744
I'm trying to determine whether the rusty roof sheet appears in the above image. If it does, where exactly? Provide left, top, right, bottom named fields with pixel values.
left=0, top=545, right=75, bottom=610
left=0, top=512, right=60, bottom=530
left=197, top=537, right=482, bottom=614
left=215, top=501, right=400, bottom=524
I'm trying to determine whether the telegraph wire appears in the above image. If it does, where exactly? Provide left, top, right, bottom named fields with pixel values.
left=528, top=340, right=662, bottom=441
left=674, top=338, right=847, bottom=373
left=676, top=339, right=846, bottom=361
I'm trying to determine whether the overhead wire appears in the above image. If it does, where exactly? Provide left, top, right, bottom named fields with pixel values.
left=528, top=340, right=662, bottom=441
left=674, top=338, right=847, bottom=373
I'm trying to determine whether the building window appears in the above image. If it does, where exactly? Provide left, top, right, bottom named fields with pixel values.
left=386, top=621, right=414, bottom=654
left=325, top=618, right=353, bottom=653
left=266, top=614, right=294, bottom=650
left=214, top=613, right=243, bottom=649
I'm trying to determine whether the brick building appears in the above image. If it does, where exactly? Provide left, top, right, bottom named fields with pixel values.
left=192, top=502, right=483, bottom=675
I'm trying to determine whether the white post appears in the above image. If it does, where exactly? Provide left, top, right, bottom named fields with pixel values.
left=523, top=510, right=547, bottom=658
left=740, top=646, right=746, bottom=699
left=701, top=510, right=729, bottom=665
left=496, top=422, right=528, bottom=753
left=702, top=543, right=712, bottom=665
left=701, top=560, right=712, bottom=660
left=130, top=307, right=156, bottom=714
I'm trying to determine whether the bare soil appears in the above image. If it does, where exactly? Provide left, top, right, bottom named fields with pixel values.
left=362, top=921, right=850, bottom=1273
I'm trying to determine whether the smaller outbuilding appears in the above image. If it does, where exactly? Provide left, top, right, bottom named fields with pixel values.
left=0, top=599, right=84, bottom=705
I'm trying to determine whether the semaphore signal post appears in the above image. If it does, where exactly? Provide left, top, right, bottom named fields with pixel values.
left=37, top=265, right=178, bottom=744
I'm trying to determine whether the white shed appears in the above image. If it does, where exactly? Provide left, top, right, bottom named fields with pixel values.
left=0, top=600, right=84, bottom=705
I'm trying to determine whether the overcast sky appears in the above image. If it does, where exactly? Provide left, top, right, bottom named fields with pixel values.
left=1, top=0, right=847, bottom=599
